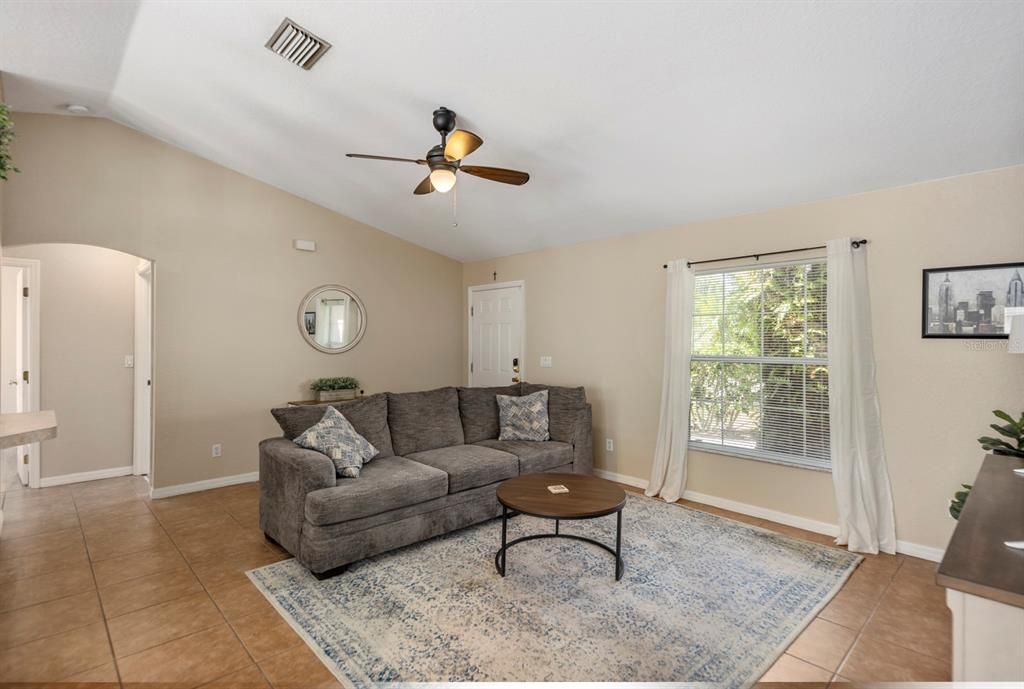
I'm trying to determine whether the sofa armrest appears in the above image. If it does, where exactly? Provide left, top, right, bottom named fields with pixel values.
left=259, top=438, right=336, bottom=557
left=571, top=403, right=594, bottom=475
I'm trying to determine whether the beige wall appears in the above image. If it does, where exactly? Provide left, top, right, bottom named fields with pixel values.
left=4, top=244, right=137, bottom=479
left=464, top=165, right=1024, bottom=551
left=2, top=113, right=463, bottom=489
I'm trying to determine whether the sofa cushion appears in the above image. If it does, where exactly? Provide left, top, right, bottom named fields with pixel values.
left=406, top=444, right=518, bottom=494
left=520, top=383, right=587, bottom=443
left=293, top=406, right=377, bottom=478
left=475, top=439, right=574, bottom=474
left=497, top=390, right=551, bottom=441
left=304, top=455, right=448, bottom=525
left=271, top=393, right=393, bottom=458
left=387, top=387, right=465, bottom=456
left=457, top=384, right=522, bottom=444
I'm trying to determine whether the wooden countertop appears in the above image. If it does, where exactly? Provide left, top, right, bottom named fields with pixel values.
left=0, top=410, right=58, bottom=450
left=937, top=454, right=1024, bottom=608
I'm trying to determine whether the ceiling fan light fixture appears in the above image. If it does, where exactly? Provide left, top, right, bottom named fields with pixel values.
left=429, top=168, right=457, bottom=193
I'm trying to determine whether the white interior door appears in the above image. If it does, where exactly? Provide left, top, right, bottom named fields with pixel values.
left=469, top=282, right=524, bottom=387
left=133, top=261, right=153, bottom=476
left=1, top=261, right=39, bottom=487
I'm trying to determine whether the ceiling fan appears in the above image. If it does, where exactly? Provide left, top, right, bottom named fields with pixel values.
left=346, top=107, right=529, bottom=195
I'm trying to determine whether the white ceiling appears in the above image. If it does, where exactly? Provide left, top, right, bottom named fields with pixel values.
left=1, top=1, right=1022, bottom=261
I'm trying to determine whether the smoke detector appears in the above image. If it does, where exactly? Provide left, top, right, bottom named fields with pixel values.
left=265, top=18, right=331, bottom=70
left=65, top=104, right=90, bottom=115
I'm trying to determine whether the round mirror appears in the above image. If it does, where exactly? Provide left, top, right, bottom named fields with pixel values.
left=298, top=285, right=367, bottom=354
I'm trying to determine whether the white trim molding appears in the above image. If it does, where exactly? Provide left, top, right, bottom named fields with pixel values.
left=150, top=471, right=258, bottom=499
left=39, top=465, right=133, bottom=487
left=593, top=467, right=945, bottom=562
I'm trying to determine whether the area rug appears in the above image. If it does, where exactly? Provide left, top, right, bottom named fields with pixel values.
left=248, top=494, right=859, bottom=687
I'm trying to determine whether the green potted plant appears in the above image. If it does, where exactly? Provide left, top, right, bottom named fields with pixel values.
left=310, top=376, right=360, bottom=402
left=0, top=103, right=18, bottom=181
left=950, top=409, right=1024, bottom=520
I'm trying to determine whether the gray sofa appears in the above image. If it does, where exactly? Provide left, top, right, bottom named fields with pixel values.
left=260, top=383, right=593, bottom=577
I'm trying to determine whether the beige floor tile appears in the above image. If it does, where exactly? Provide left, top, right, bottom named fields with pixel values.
left=230, top=608, right=303, bottom=661
left=82, top=511, right=162, bottom=539
left=786, top=618, right=858, bottom=672
left=838, top=634, right=951, bottom=682
left=257, top=643, right=342, bottom=689
left=0, top=526, right=83, bottom=560
left=208, top=581, right=275, bottom=622
left=86, top=523, right=175, bottom=561
left=0, top=621, right=112, bottom=682
left=92, top=543, right=188, bottom=588
left=760, top=653, right=833, bottom=683
left=99, top=566, right=204, bottom=618
left=759, top=522, right=838, bottom=546
left=0, top=561, right=96, bottom=613
left=677, top=500, right=766, bottom=526
left=117, top=624, right=252, bottom=687
left=0, top=510, right=80, bottom=540
left=818, top=584, right=882, bottom=630
left=108, top=590, right=225, bottom=657
left=199, top=664, right=271, bottom=689
left=171, top=523, right=267, bottom=563
left=63, top=660, right=121, bottom=682
left=860, top=586, right=951, bottom=662
left=0, top=540, right=90, bottom=583
left=191, top=545, right=289, bottom=590
left=77, top=498, right=154, bottom=524
left=0, top=590, right=103, bottom=650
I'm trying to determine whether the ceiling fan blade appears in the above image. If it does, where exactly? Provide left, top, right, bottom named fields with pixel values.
left=413, top=175, right=435, bottom=195
left=346, top=154, right=426, bottom=164
left=459, top=165, right=530, bottom=186
left=444, top=130, right=483, bottom=161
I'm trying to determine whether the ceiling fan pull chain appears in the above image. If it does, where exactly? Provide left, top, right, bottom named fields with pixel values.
left=451, top=185, right=459, bottom=228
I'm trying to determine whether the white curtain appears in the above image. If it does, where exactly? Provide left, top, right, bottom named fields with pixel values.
left=647, top=259, right=695, bottom=503
left=827, top=238, right=897, bottom=554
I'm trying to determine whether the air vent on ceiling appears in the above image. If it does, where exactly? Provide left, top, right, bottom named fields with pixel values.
left=265, top=18, right=331, bottom=70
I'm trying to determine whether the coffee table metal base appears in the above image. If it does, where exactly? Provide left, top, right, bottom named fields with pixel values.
left=494, top=505, right=624, bottom=581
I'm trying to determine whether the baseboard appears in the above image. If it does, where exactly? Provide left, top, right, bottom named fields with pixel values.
left=595, top=467, right=945, bottom=562
left=39, top=465, right=133, bottom=487
left=150, top=471, right=259, bottom=499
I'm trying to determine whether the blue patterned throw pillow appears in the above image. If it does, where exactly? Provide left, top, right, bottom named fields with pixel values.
left=294, top=406, right=377, bottom=478
left=497, top=389, right=550, bottom=441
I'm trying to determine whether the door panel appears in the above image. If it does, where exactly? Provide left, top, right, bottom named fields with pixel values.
left=1, top=266, right=29, bottom=486
left=470, top=285, right=523, bottom=387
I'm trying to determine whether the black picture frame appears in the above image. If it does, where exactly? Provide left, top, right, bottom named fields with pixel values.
left=304, top=311, right=316, bottom=336
left=921, top=261, right=1024, bottom=339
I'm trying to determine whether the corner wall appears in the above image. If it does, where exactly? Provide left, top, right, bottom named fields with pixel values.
left=2, top=113, right=464, bottom=490
left=463, top=165, right=1024, bottom=552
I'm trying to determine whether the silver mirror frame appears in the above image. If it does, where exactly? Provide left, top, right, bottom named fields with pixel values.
left=298, top=284, right=367, bottom=354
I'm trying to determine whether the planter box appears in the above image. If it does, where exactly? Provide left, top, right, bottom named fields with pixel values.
left=317, top=389, right=358, bottom=402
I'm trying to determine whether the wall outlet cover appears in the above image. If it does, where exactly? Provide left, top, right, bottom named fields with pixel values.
left=606, top=438, right=614, bottom=452
left=124, top=355, right=134, bottom=368
left=212, top=443, right=223, bottom=458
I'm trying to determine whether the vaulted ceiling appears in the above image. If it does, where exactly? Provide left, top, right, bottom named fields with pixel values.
left=1, top=1, right=1022, bottom=261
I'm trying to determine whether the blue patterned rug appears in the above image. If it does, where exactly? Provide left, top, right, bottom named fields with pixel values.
left=249, top=494, right=859, bottom=687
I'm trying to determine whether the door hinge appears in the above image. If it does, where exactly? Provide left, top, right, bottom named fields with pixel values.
left=470, top=362, right=474, bottom=373
left=470, top=306, right=474, bottom=317
left=22, top=370, right=29, bottom=383
left=22, top=286, right=28, bottom=297
left=22, top=454, right=29, bottom=465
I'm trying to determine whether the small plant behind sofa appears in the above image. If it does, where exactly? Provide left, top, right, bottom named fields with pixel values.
left=311, top=376, right=360, bottom=402
left=0, top=103, right=18, bottom=180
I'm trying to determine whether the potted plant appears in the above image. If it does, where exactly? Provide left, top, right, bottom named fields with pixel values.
left=950, top=409, right=1024, bottom=520
left=0, top=103, right=18, bottom=181
left=311, top=376, right=360, bottom=402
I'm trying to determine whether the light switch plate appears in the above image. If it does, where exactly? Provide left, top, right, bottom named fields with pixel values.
left=540, top=356, right=553, bottom=368
left=124, top=355, right=134, bottom=368
left=211, top=443, right=222, bottom=458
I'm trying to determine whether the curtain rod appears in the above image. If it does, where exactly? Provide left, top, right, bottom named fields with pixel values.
left=662, top=239, right=868, bottom=269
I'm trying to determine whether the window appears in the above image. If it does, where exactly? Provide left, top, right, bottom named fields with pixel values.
left=689, top=260, right=830, bottom=470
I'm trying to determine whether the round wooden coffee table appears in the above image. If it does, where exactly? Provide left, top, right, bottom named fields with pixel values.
left=495, top=473, right=626, bottom=581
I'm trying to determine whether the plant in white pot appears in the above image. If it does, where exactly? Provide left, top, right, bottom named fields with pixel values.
left=311, top=376, right=360, bottom=402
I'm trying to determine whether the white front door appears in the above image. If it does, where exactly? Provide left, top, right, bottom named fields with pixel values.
left=469, top=282, right=524, bottom=387
left=133, top=261, right=153, bottom=477
left=1, top=264, right=32, bottom=486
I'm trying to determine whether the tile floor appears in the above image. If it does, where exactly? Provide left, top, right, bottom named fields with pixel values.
left=0, top=475, right=951, bottom=687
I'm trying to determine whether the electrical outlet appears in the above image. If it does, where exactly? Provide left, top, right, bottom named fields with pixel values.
left=540, top=356, right=553, bottom=368
left=211, top=443, right=222, bottom=458
left=124, top=354, right=134, bottom=368
left=606, top=438, right=614, bottom=452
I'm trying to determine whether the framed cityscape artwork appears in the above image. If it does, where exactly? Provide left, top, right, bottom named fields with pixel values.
left=922, top=262, right=1024, bottom=338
